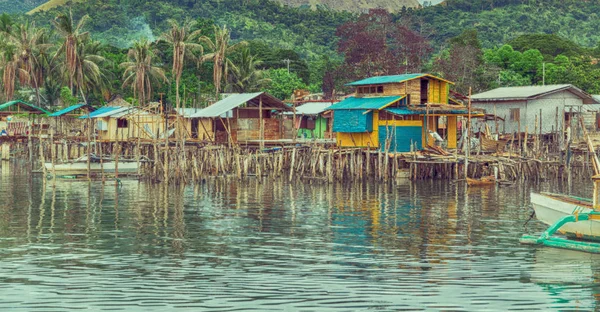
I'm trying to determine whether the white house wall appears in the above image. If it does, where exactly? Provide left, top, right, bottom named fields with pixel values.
left=472, top=90, right=583, bottom=134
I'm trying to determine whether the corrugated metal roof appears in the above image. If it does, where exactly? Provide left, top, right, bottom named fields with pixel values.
left=472, top=84, right=598, bottom=104
left=188, top=92, right=292, bottom=118
left=178, top=108, right=203, bottom=118
left=283, top=102, right=334, bottom=115
left=581, top=103, right=600, bottom=112
left=91, top=106, right=131, bottom=118
left=79, top=106, right=122, bottom=119
left=0, top=100, right=49, bottom=114
left=345, top=73, right=453, bottom=86
left=328, top=96, right=403, bottom=110
left=49, top=104, right=89, bottom=117
left=110, top=108, right=153, bottom=118
left=189, top=92, right=262, bottom=118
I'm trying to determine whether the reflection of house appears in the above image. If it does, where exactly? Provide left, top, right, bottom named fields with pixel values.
left=187, top=92, right=293, bottom=144
left=287, top=102, right=334, bottom=139
left=472, top=85, right=599, bottom=134
left=0, top=100, right=49, bottom=136
left=329, top=74, right=475, bottom=152
left=48, top=104, right=95, bottom=136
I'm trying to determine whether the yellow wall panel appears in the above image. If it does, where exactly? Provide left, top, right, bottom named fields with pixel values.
left=447, top=116, right=457, bottom=149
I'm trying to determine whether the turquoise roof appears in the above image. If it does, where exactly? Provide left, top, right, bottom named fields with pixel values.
left=384, top=108, right=415, bottom=115
left=328, top=96, right=403, bottom=110
left=345, top=73, right=452, bottom=86
left=0, top=100, right=49, bottom=114
left=49, top=104, right=91, bottom=117
left=79, top=106, right=121, bottom=119
left=385, top=107, right=470, bottom=116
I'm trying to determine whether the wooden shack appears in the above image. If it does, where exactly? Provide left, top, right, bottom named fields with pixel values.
left=330, top=74, right=479, bottom=152
left=187, top=92, right=292, bottom=145
left=0, top=100, right=49, bottom=136
left=81, top=106, right=171, bottom=142
left=472, top=84, right=599, bottom=134
left=48, top=104, right=95, bottom=136
left=285, top=101, right=334, bottom=139
left=179, top=108, right=214, bottom=142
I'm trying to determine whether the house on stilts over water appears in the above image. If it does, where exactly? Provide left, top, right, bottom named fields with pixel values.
left=328, top=74, right=480, bottom=152
left=0, top=100, right=50, bottom=136
left=186, top=92, right=293, bottom=145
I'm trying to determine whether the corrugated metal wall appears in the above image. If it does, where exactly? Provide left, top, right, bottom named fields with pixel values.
left=332, top=110, right=373, bottom=133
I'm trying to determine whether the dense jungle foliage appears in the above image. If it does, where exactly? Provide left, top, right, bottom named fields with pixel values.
left=1, top=0, right=600, bottom=109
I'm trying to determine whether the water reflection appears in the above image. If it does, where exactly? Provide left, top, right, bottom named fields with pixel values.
left=0, top=161, right=597, bottom=311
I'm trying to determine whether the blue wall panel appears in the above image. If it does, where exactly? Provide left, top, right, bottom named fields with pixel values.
left=333, top=110, right=373, bottom=133
left=378, top=126, right=422, bottom=152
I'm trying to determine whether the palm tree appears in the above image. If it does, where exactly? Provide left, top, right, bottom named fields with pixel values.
left=0, top=45, right=23, bottom=101
left=120, top=38, right=168, bottom=106
left=52, top=10, right=90, bottom=94
left=0, top=13, right=14, bottom=35
left=227, top=48, right=270, bottom=93
left=161, top=19, right=203, bottom=112
left=200, top=25, right=247, bottom=98
left=72, top=40, right=111, bottom=103
left=8, top=23, right=50, bottom=105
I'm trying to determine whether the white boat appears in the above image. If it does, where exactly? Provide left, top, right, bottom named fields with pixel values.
left=44, top=155, right=139, bottom=175
left=530, top=192, right=600, bottom=239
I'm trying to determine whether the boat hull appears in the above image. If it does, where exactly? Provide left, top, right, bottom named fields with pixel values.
left=44, top=162, right=139, bottom=175
left=531, top=193, right=600, bottom=238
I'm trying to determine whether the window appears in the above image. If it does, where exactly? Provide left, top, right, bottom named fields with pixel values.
left=357, top=85, right=384, bottom=95
left=117, top=118, right=129, bottom=128
left=510, top=108, right=520, bottom=122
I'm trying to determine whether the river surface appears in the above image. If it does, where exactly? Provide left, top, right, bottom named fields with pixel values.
left=1, top=162, right=599, bottom=311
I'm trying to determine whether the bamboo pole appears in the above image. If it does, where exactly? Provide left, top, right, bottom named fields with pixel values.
left=464, top=87, right=472, bottom=179
left=87, top=117, right=92, bottom=180
left=259, top=95, right=264, bottom=150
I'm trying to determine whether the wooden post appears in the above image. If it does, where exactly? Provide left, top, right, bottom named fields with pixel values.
left=493, top=104, right=498, bottom=136
left=259, top=95, right=264, bottom=150
left=87, top=117, right=92, bottom=180
left=50, top=127, right=56, bottom=179
left=464, top=87, right=472, bottom=179
left=28, top=122, right=33, bottom=166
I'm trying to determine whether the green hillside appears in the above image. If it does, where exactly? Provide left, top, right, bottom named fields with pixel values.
left=3, top=0, right=600, bottom=107
left=0, top=0, right=46, bottom=14
left=276, top=0, right=420, bottom=12
left=28, top=0, right=351, bottom=57
left=413, top=0, right=600, bottom=48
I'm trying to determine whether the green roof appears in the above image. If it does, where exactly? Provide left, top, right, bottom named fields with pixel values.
left=0, top=100, right=49, bottom=114
left=328, top=96, right=403, bottom=110
left=345, top=73, right=453, bottom=86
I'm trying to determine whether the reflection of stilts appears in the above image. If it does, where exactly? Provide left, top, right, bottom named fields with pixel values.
left=1, top=160, right=9, bottom=176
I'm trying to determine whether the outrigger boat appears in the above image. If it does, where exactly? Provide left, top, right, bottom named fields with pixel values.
left=520, top=122, right=600, bottom=253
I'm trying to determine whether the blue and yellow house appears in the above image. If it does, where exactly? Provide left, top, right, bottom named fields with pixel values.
left=329, top=74, right=476, bottom=152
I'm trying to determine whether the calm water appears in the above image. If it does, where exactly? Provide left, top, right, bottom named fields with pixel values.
left=1, top=161, right=599, bottom=311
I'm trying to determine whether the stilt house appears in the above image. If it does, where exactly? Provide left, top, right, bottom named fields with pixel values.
left=187, top=92, right=293, bottom=144
left=48, top=104, right=95, bottom=136
left=286, top=101, right=334, bottom=139
left=471, top=84, right=599, bottom=134
left=0, top=100, right=49, bottom=136
left=329, top=74, right=476, bottom=152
